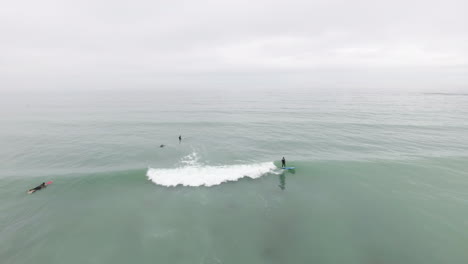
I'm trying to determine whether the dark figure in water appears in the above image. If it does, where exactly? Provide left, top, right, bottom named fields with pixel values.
left=160, top=144, right=165, bottom=148
left=281, top=157, right=286, bottom=168
left=179, top=135, right=182, bottom=143
left=28, top=182, right=46, bottom=194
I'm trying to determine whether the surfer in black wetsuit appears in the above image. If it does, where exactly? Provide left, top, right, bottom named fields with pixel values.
left=28, top=182, right=46, bottom=194
left=281, top=157, right=286, bottom=168
left=179, top=135, right=182, bottom=143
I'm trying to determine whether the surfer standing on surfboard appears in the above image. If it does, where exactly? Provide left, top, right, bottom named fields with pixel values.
left=282, top=157, right=286, bottom=168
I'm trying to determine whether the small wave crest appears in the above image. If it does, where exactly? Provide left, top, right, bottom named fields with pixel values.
left=147, top=160, right=277, bottom=187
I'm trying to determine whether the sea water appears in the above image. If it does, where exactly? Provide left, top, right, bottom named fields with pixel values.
left=1, top=89, right=468, bottom=264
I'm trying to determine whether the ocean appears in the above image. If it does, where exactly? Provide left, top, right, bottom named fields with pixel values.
left=1, top=89, right=468, bottom=264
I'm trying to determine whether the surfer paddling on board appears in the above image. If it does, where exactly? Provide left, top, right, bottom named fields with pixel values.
left=28, top=182, right=46, bottom=194
left=281, top=157, right=286, bottom=168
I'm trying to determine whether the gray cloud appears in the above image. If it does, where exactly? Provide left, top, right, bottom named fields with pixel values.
left=1, top=0, right=467, bottom=91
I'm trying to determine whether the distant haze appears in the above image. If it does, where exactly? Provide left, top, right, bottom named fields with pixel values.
left=1, top=0, right=467, bottom=91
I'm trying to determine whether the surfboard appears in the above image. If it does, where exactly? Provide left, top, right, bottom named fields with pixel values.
left=281, top=167, right=295, bottom=170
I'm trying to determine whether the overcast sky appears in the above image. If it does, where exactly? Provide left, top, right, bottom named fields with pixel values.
left=1, top=0, right=467, bottom=91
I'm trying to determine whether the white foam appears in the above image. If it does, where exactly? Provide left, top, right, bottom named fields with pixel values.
left=147, top=161, right=277, bottom=187
left=179, top=151, right=200, bottom=166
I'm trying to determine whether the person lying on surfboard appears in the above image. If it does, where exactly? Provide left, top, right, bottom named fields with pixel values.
left=28, top=182, right=47, bottom=194
left=282, top=157, right=286, bottom=168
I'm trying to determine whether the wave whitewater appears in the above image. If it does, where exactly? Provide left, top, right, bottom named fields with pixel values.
left=146, top=162, right=277, bottom=187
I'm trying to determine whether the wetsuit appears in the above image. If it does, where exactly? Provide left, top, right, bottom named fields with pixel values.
left=29, top=183, right=45, bottom=192
left=281, top=158, right=286, bottom=168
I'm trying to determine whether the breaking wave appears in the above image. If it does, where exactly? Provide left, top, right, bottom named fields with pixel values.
left=146, top=153, right=277, bottom=187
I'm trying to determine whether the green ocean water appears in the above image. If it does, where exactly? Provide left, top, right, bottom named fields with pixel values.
left=1, top=90, right=468, bottom=264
